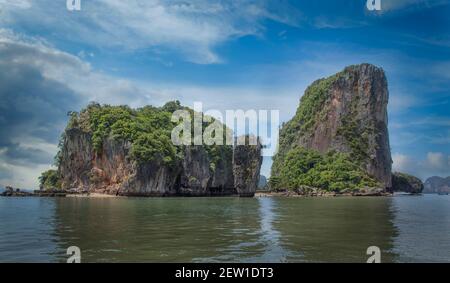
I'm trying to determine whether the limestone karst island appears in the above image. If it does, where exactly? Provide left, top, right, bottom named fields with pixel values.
left=20, top=64, right=420, bottom=199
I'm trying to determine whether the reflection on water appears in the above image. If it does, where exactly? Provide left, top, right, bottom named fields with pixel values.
left=274, top=197, right=397, bottom=262
left=0, top=195, right=449, bottom=262
left=0, top=198, right=58, bottom=262
left=391, top=195, right=450, bottom=262
left=53, top=197, right=264, bottom=262
left=255, top=198, right=300, bottom=262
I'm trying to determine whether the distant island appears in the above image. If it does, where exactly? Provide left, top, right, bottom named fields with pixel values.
left=268, top=64, right=422, bottom=196
left=424, top=176, right=450, bottom=194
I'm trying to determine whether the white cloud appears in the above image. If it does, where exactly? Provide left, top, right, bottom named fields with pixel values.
left=0, top=0, right=31, bottom=9
left=393, top=152, right=450, bottom=179
left=388, top=94, right=420, bottom=112
left=408, top=117, right=450, bottom=127
left=393, top=153, right=414, bottom=172
left=0, top=0, right=302, bottom=64
left=0, top=29, right=166, bottom=189
left=390, top=117, right=450, bottom=133
left=0, top=29, right=299, bottom=189
left=0, top=162, right=52, bottom=190
left=0, top=28, right=168, bottom=106
left=426, top=152, right=448, bottom=169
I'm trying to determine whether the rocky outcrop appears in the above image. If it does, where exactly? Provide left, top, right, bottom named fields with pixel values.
left=424, top=176, right=450, bottom=194
left=59, top=128, right=135, bottom=195
left=233, top=137, right=263, bottom=197
left=272, top=63, right=392, bottom=190
left=1, top=186, right=34, bottom=197
left=0, top=186, right=69, bottom=197
left=258, top=175, right=268, bottom=189
left=391, top=172, right=424, bottom=194
left=58, top=127, right=261, bottom=197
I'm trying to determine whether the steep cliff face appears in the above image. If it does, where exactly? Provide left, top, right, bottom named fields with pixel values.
left=57, top=103, right=261, bottom=197
left=233, top=137, right=263, bottom=197
left=59, top=128, right=134, bottom=194
left=176, top=145, right=235, bottom=196
left=258, top=175, right=268, bottom=189
left=272, top=64, right=392, bottom=190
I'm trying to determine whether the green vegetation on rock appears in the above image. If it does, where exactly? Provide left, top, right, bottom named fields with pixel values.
left=270, top=147, right=380, bottom=192
left=39, top=169, right=61, bottom=190
left=130, top=130, right=178, bottom=166
left=271, top=64, right=390, bottom=192
left=392, top=172, right=424, bottom=194
left=272, top=74, right=342, bottom=176
left=61, top=101, right=231, bottom=168
left=295, top=76, right=339, bottom=133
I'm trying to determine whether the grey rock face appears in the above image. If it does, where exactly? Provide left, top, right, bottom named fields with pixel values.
left=273, top=63, right=392, bottom=190
left=180, top=146, right=212, bottom=194
left=313, top=64, right=392, bottom=188
left=178, top=145, right=234, bottom=196
left=233, top=137, right=263, bottom=197
left=391, top=172, right=424, bottom=194
left=58, top=129, right=261, bottom=197
left=59, top=128, right=135, bottom=195
left=258, top=175, right=268, bottom=189
left=120, top=161, right=181, bottom=196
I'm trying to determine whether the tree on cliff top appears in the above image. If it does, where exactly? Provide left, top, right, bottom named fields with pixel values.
left=56, top=101, right=232, bottom=169
left=39, top=169, right=61, bottom=190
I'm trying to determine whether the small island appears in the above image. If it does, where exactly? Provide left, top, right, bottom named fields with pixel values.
left=265, top=64, right=423, bottom=197
left=424, top=176, right=450, bottom=194
left=38, top=101, right=262, bottom=197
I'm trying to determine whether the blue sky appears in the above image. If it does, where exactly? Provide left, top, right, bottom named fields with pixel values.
left=0, top=0, right=449, bottom=188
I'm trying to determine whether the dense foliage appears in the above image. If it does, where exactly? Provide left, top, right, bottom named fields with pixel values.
left=62, top=101, right=231, bottom=169
left=270, top=147, right=380, bottom=192
left=39, top=170, right=61, bottom=190
left=391, top=172, right=424, bottom=194
left=294, top=76, right=339, bottom=132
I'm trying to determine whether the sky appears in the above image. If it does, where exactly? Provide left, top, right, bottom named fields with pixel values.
left=0, top=0, right=449, bottom=189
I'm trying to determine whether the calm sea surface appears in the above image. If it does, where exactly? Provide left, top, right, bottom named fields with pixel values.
left=0, top=195, right=449, bottom=262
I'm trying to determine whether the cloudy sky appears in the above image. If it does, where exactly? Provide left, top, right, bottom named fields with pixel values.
left=0, top=0, right=449, bottom=188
